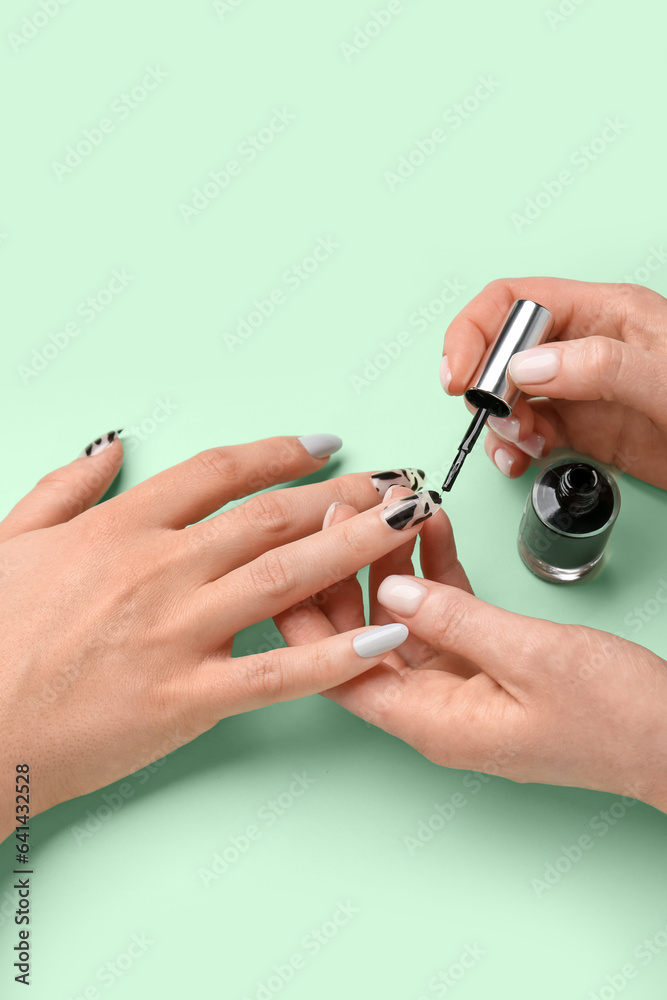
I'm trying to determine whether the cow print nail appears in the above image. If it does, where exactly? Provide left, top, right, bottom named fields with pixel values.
left=382, top=489, right=442, bottom=530
left=79, top=430, right=123, bottom=458
left=370, top=468, right=426, bottom=498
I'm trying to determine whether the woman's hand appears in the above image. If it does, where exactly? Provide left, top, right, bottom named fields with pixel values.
left=276, top=490, right=667, bottom=813
left=441, top=278, right=667, bottom=488
left=0, top=432, right=438, bottom=839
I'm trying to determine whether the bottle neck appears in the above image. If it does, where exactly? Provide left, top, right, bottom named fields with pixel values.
left=556, top=464, right=601, bottom=516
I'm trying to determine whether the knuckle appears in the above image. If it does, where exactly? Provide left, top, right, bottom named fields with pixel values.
left=613, top=281, right=651, bottom=304
left=431, top=598, right=468, bottom=649
left=332, top=473, right=366, bottom=507
left=583, top=336, right=623, bottom=394
left=244, top=652, right=286, bottom=701
left=192, top=446, right=242, bottom=485
left=249, top=548, right=296, bottom=599
left=241, top=492, right=291, bottom=538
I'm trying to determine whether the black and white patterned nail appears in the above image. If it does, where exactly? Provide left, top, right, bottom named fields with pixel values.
left=382, top=489, right=442, bottom=530
left=370, top=468, right=426, bottom=498
left=79, top=430, right=123, bottom=458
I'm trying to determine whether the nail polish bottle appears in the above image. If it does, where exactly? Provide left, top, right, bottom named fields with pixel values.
left=518, top=460, right=620, bottom=583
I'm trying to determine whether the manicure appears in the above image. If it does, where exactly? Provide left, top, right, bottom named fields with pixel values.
left=353, top=623, right=409, bottom=658
left=487, top=416, right=545, bottom=458
left=370, top=468, right=426, bottom=498
left=509, top=348, right=560, bottom=385
left=381, top=490, right=441, bottom=531
left=377, top=575, right=428, bottom=617
left=79, top=430, right=123, bottom=458
left=494, top=447, right=515, bottom=478
left=298, top=434, right=343, bottom=459
left=440, top=356, right=452, bottom=394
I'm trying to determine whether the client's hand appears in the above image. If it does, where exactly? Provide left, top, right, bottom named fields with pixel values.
left=0, top=433, right=436, bottom=839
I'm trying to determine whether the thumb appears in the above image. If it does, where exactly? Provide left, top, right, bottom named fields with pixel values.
left=0, top=431, right=124, bottom=541
left=376, top=574, right=550, bottom=689
left=508, top=339, right=667, bottom=424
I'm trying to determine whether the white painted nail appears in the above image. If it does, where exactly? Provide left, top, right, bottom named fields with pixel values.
left=439, top=356, right=452, bottom=394
left=377, top=574, right=428, bottom=617
left=353, top=623, right=409, bottom=658
left=322, top=501, right=343, bottom=529
left=517, top=433, right=545, bottom=459
left=509, top=348, right=560, bottom=384
left=298, top=434, right=343, bottom=459
left=494, top=447, right=515, bottom=477
left=487, top=415, right=521, bottom=443
left=487, top=417, right=544, bottom=458
left=79, top=430, right=123, bottom=458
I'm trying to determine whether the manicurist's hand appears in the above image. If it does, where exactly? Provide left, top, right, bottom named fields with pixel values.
left=440, top=278, right=667, bottom=488
left=0, top=432, right=438, bottom=840
left=276, top=489, right=667, bottom=813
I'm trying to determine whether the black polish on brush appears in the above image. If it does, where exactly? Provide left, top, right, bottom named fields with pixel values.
left=441, top=407, right=490, bottom=492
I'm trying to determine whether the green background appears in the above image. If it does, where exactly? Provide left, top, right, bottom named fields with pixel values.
left=1, top=0, right=667, bottom=996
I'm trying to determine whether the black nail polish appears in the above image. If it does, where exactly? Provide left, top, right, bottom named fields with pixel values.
left=518, top=461, right=620, bottom=583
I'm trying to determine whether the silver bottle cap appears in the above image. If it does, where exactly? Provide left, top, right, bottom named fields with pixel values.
left=464, top=299, right=554, bottom=418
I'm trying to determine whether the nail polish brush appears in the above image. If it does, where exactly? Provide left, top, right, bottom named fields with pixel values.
left=442, top=299, right=554, bottom=491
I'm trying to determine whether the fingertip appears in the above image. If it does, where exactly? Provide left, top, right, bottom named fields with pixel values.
left=352, top=622, right=409, bottom=658
left=322, top=501, right=357, bottom=530
left=297, top=434, right=343, bottom=460
left=483, top=431, right=529, bottom=479
left=440, top=355, right=453, bottom=394
left=77, top=429, right=124, bottom=460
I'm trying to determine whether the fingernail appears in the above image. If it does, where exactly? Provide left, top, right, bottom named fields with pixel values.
left=494, top=447, right=515, bottom=477
left=322, top=501, right=343, bottom=529
left=78, top=429, right=123, bottom=458
left=487, top=415, right=521, bottom=442
left=352, top=622, right=409, bottom=658
left=377, top=574, right=428, bottom=617
left=517, top=433, right=545, bottom=459
left=370, top=468, right=426, bottom=498
left=509, top=348, right=560, bottom=384
left=298, top=434, right=343, bottom=459
left=440, top=356, right=452, bottom=394
left=487, top=417, right=545, bottom=458
left=381, top=489, right=442, bottom=531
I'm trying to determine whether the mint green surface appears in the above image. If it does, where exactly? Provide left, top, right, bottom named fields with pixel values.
left=1, top=1, right=667, bottom=997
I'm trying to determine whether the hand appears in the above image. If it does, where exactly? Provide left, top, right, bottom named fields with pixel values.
left=0, top=432, right=438, bottom=840
left=441, top=278, right=667, bottom=488
left=276, top=489, right=667, bottom=813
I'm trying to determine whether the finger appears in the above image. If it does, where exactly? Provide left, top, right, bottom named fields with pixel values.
left=374, top=574, right=550, bottom=689
left=441, top=276, right=627, bottom=395
left=323, top=661, right=472, bottom=757
left=368, top=500, right=478, bottom=678
left=274, top=596, right=337, bottom=648
left=186, top=469, right=395, bottom=578
left=0, top=432, right=123, bottom=542
left=192, top=489, right=443, bottom=648
left=368, top=486, right=419, bottom=625
left=508, top=339, right=667, bottom=426
left=186, top=623, right=410, bottom=718
left=315, top=502, right=366, bottom=633
left=483, top=430, right=531, bottom=479
left=121, top=434, right=343, bottom=528
left=418, top=503, right=473, bottom=594
left=274, top=502, right=366, bottom=641
left=484, top=400, right=556, bottom=463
